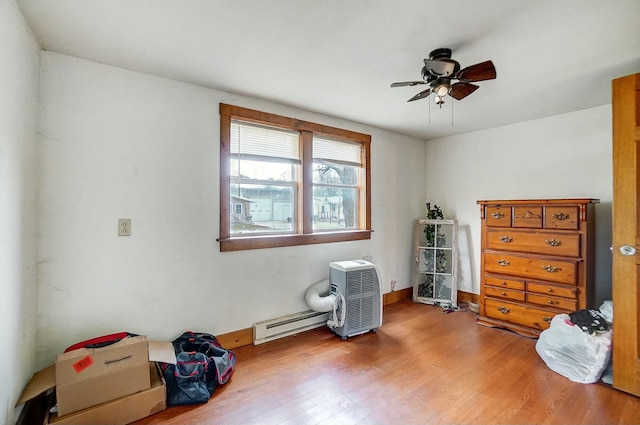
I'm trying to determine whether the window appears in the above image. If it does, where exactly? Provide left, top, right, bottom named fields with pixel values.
left=229, top=120, right=299, bottom=235
left=219, top=103, right=371, bottom=251
left=312, top=136, right=362, bottom=232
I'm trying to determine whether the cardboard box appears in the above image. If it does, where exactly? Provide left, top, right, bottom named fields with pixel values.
left=55, top=336, right=150, bottom=416
left=47, top=362, right=166, bottom=425
left=18, top=336, right=175, bottom=417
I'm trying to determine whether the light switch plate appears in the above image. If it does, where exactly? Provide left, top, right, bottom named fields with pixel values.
left=118, top=218, right=131, bottom=236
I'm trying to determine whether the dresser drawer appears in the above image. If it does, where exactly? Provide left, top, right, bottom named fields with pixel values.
left=484, top=276, right=525, bottom=291
left=486, top=206, right=511, bottom=227
left=485, top=286, right=525, bottom=302
left=484, top=253, right=577, bottom=284
left=527, top=281, right=578, bottom=299
left=486, top=229, right=580, bottom=257
left=526, top=293, right=577, bottom=311
left=545, top=206, right=579, bottom=230
left=485, top=299, right=554, bottom=331
left=513, top=207, right=542, bottom=228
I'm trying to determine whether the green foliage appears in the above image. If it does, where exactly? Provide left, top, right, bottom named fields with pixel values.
left=425, top=203, right=443, bottom=220
left=424, top=203, right=444, bottom=246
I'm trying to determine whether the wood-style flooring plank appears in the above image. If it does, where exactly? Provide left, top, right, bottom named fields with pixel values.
left=133, top=300, right=638, bottom=425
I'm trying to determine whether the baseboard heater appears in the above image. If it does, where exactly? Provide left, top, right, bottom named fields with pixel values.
left=253, top=310, right=330, bottom=345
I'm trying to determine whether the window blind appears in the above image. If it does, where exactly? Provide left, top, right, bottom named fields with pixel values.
left=313, top=136, right=362, bottom=165
left=231, top=120, right=299, bottom=161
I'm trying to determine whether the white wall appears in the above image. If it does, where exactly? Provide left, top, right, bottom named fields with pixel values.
left=425, top=105, right=613, bottom=306
left=35, top=51, right=427, bottom=367
left=0, top=0, right=40, bottom=423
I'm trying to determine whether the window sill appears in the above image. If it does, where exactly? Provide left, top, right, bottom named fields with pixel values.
left=219, top=230, right=372, bottom=252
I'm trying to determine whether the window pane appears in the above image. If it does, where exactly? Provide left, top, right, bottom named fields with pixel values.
left=231, top=183, right=295, bottom=235
left=232, top=158, right=295, bottom=181
left=312, top=186, right=358, bottom=231
left=312, top=162, right=358, bottom=186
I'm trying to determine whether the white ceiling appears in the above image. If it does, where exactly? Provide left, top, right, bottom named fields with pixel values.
left=15, top=0, right=640, bottom=140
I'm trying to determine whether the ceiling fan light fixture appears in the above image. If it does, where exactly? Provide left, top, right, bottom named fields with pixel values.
left=435, top=85, right=449, bottom=97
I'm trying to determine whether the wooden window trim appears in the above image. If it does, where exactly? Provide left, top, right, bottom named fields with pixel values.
left=219, top=103, right=372, bottom=252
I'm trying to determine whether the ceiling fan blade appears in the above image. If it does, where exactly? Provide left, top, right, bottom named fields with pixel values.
left=456, top=60, right=496, bottom=82
left=449, top=83, right=479, bottom=100
left=390, top=81, right=426, bottom=87
left=407, top=88, right=432, bottom=102
left=423, top=59, right=457, bottom=77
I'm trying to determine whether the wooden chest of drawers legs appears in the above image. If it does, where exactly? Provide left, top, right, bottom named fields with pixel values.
left=476, top=198, right=598, bottom=337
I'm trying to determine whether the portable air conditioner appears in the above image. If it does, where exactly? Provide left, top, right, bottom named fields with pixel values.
left=329, top=260, right=383, bottom=340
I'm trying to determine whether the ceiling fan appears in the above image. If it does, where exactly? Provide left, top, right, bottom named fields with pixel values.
left=390, top=48, right=496, bottom=105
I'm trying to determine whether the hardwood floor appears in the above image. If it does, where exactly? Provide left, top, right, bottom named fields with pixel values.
left=134, top=300, right=639, bottom=425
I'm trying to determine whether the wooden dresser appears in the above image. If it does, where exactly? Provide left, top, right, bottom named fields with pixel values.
left=476, top=198, right=598, bottom=337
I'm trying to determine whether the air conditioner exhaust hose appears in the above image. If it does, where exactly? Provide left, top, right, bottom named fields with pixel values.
left=305, top=279, right=334, bottom=312
left=305, top=279, right=345, bottom=329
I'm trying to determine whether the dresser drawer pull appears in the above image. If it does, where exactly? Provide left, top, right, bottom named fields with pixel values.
left=497, top=306, right=510, bottom=314
left=491, top=212, right=505, bottom=219
left=545, top=239, right=562, bottom=247
left=552, top=212, right=569, bottom=220
left=500, top=291, right=506, bottom=296
left=543, top=316, right=553, bottom=323
left=542, top=265, right=560, bottom=273
left=500, top=236, right=513, bottom=243
left=547, top=300, right=554, bottom=305
left=497, top=259, right=510, bottom=266
left=547, top=288, right=553, bottom=293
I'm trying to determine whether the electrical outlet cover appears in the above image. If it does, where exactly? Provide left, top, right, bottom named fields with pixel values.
left=118, top=219, right=131, bottom=236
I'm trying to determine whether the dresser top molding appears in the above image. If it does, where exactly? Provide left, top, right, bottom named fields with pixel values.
left=477, top=199, right=600, bottom=205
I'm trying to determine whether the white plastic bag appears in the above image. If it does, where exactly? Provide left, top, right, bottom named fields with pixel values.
left=599, top=300, right=613, bottom=324
left=535, top=314, right=612, bottom=384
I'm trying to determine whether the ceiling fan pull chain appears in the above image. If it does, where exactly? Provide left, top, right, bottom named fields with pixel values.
left=451, top=98, right=454, bottom=126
